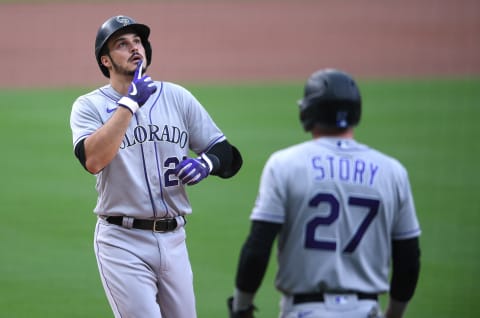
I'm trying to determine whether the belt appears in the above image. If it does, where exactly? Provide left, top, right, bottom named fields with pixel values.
left=293, top=292, right=378, bottom=304
left=105, top=216, right=185, bottom=233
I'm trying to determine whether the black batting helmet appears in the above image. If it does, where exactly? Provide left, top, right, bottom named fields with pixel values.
left=298, top=69, right=361, bottom=131
left=95, top=15, right=152, bottom=78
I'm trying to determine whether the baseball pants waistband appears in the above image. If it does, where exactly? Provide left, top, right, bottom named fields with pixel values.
left=103, top=215, right=186, bottom=233
left=293, top=292, right=378, bottom=304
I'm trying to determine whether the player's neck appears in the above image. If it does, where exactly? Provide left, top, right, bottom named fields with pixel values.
left=312, top=127, right=354, bottom=139
left=109, top=73, right=134, bottom=96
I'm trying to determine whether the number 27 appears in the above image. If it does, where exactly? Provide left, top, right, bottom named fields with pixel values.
left=305, top=193, right=379, bottom=253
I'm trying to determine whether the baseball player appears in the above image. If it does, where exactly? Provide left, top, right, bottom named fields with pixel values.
left=227, top=69, right=421, bottom=318
left=69, top=15, right=242, bottom=318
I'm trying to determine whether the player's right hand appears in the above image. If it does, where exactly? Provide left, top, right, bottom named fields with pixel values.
left=227, top=297, right=256, bottom=318
left=117, top=60, right=157, bottom=114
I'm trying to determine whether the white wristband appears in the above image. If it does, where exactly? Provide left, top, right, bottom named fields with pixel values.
left=118, top=96, right=139, bottom=114
left=200, top=153, right=213, bottom=173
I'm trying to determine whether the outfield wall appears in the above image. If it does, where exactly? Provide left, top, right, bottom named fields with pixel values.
left=1, top=0, right=479, bottom=87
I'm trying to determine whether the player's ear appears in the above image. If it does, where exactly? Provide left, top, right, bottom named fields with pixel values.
left=100, top=55, right=111, bottom=68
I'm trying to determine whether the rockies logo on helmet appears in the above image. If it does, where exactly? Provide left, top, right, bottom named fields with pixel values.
left=116, top=16, right=132, bottom=25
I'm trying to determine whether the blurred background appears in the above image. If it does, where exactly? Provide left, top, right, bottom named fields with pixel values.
left=1, top=0, right=479, bottom=87
left=0, top=0, right=479, bottom=317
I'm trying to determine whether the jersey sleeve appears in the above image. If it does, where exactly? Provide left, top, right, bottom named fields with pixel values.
left=70, top=95, right=102, bottom=148
left=176, top=85, right=225, bottom=154
left=392, top=167, right=421, bottom=240
left=250, top=153, right=286, bottom=224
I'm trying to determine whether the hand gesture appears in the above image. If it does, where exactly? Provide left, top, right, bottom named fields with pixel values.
left=118, top=60, right=157, bottom=113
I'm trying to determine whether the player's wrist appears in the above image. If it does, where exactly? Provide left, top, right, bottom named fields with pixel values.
left=233, top=288, right=255, bottom=312
left=201, top=153, right=221, bottom=174
left=199, top=153, right=214, bottom=173
left=385, top=298, right=408, bottom=318
left=118, top=96, right=139, bottom=114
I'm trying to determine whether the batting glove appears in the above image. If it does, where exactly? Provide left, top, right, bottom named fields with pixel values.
left=118, top=60, right=157, bottom=114
left=175, top=153, right=214, bottom=186
left=227, top=297, right=256, bottom=318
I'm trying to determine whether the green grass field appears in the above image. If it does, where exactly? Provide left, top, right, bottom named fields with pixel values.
left=0, top=78, right=479, bottom=317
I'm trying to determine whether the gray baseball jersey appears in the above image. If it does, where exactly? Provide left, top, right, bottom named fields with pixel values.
left=250, top=137, right=421, bottom=295
left=70, top=81, right=225, bottom=219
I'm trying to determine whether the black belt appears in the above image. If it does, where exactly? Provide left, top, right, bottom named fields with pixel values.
left=293, top=292, right=378, bottom=304
left=105, top=216, right=185, bottom=232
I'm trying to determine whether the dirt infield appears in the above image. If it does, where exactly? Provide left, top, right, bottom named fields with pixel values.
left=1, top=0, right=479, bottom=87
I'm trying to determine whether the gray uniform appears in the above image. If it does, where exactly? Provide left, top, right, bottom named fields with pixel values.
left=70, top=81, right=225, bottom=317
left=250, top=137, right=421, bottom=316
left=71, top=82, right=225, bottom=218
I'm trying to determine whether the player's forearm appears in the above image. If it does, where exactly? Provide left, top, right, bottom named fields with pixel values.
left=385, top=238, right=420, bottom=318
left=84, top=107, right=132, bottom=173
left=235, top=221, right=280, bottom=292
left=385, top=298, right=408, bottom=318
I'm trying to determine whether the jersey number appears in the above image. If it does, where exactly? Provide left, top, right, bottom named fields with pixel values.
left=163, top=156, right=187, bottom=187
left=304, top=193, right=379, bottom=253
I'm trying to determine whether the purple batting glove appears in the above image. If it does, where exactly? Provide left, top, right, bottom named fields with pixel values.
left=175, top=153, right=213, bottom=186
left=118, top=60, right=157, bottom=114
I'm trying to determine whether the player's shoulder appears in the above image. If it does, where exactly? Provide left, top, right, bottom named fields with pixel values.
left=72, top=88, right=98, bottom=112
left=157, top=81, right=198, bottom=100
left=74, top=85, right=118, bottom=104
left=159, top=81, right=190, bottom=94
left=266, top=140, right=312, bottom=164
left=363, top=142, right=409, bottom=174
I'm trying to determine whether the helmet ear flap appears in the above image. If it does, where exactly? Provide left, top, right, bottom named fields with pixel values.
left=144, top=40, right=152, bottom=67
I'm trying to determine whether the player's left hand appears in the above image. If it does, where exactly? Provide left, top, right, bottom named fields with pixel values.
left=175, top=153, right=213, bottom=185
left=227, top=297, right=256, bottom=318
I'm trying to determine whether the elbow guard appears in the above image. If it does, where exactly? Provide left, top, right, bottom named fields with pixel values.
left=74, top=139, right=88, bottom=171
left=206, top=140, right=243, bottom=178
